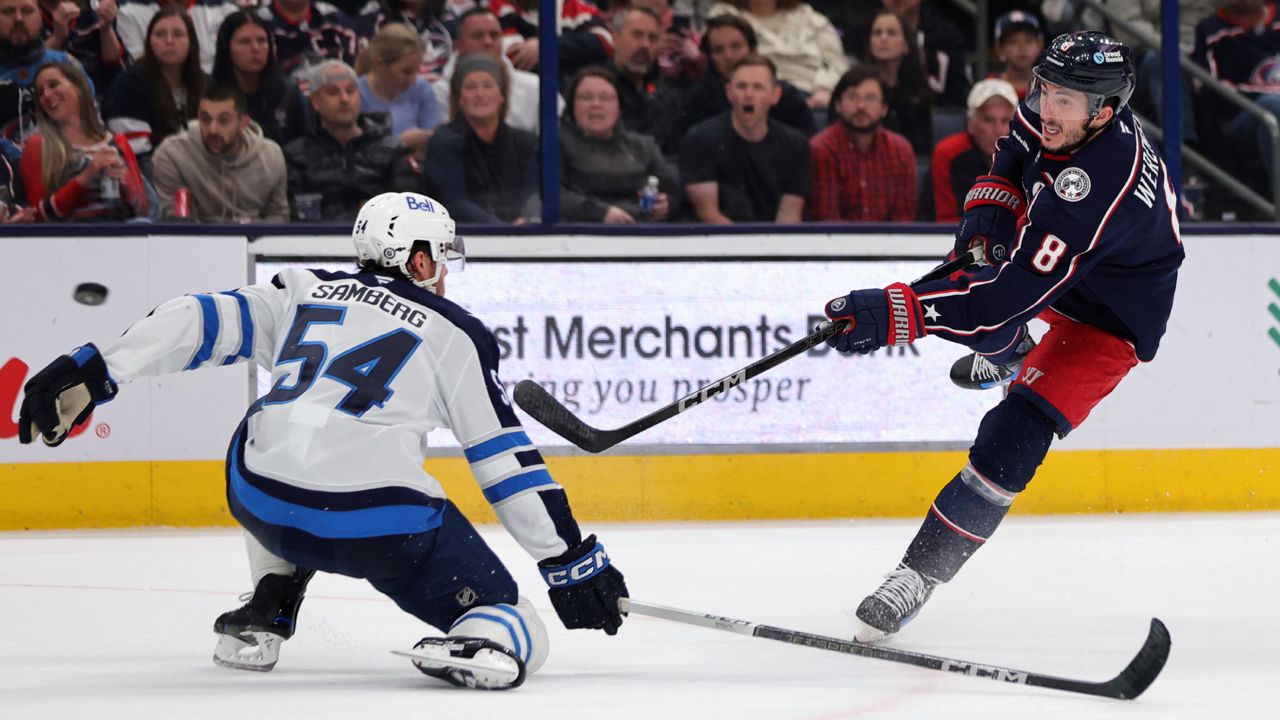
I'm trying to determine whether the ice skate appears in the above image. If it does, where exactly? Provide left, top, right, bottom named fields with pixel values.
left=853, top=564, right=939, bottom=643
left=950, top=332, right=1036, bottom=390
left=397, top=637, right=526, bottom=690
left=213, top=569, right=314, bottom=671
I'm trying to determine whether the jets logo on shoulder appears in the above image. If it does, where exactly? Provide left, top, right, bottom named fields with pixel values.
left=1054, top=168, right=1091, bottom=202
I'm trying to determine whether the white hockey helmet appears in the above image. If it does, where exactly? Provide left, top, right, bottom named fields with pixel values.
left=352, top=192, right=464, bottom=292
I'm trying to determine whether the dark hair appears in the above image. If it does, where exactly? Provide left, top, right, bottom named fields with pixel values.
left=832, top=66, right=889, bottom=106
left=456, top=6, right=497, bottom=29
left=378, top=0, right=446, bottom=20
left=727, top=53, right=777, bottom=82
left=723, top=0, right=802, bottom=10
left=143, top=6, right=205, bottom=143
left=564, top=65, right=620, bottom=123
left=700, top=14, right=757, bottom=56
left=201, top=82, right=247, bottom=114
left=863, top=9, right=930, bottom=107
left=213, top=10, right=285, bottom=111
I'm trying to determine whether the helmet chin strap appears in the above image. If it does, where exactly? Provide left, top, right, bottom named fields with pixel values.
left=401, top=259, right=445, bottom=294
left=1053, top=115, right=1110, bottom=155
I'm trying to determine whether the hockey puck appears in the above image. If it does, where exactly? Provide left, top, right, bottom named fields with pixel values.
left=73, top=282, right=109, bottom=306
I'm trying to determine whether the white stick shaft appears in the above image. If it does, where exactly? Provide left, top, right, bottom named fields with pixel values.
left=620, top=598, right=759, bottom=637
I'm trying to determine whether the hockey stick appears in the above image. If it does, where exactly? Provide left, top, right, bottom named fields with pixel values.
left=620, top=598, right=1170, bottom=700
left=514, top=249, right=979, bottom=452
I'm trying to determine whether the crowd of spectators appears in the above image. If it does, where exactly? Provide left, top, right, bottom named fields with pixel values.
left=0, top=0, right=1272, bottom=226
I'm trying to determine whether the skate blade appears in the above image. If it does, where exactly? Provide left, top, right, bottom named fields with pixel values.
left=392, top=648, right=521, bottom=689
left=853, top=622, right=893, bottom=644
left=213, top=632, right=282, bottom=672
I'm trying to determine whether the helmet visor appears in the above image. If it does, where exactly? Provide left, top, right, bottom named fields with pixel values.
left=1027, top=69, right=1104, bottom=122
left=442, top=236, right=466, bottom=274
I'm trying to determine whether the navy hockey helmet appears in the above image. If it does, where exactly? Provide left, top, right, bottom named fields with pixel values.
left=1029, top=31, right=1136, bottom=119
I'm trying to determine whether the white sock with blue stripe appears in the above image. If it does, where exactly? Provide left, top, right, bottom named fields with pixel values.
left=449, top=596, right=548, bottom=674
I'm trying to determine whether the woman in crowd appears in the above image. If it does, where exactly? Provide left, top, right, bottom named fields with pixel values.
left=356, top=22, right=443, bottom=157
left=707, top=0, right=847, bottom=108
left=21, top=63, right=148, bottom=221
left=559, top=66, right=676, bottom=224
left=863, top=8, right=931, bottom=156
left=421, top=54, right=538, bottom=223
left=211, top=10, right=306, bottom=146
left=103, top=6, right=206, bottom=175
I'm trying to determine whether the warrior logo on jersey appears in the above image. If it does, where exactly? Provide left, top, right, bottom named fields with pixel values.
left=1054, top=168, right=1091, bottom=202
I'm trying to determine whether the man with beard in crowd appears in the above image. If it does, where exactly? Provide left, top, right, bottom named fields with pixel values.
left=152, top=83, right=290, bottom=222
left=809, top=65, right=916, bottom=221
left=1, top=0, right=85, bottom=144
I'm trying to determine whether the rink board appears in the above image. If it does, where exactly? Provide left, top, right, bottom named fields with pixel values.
left=2, top=230, right=1279, bottom=529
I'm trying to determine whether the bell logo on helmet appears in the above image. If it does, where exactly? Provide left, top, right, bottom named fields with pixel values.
left=405, top=196, right=435, bottom=212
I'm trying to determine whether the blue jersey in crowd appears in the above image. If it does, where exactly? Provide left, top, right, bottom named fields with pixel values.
left=915, top=103, right=1185, bottom=362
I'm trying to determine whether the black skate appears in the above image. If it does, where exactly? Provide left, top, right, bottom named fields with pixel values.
left=212, top=568, right=315, bottom=672
left=949, top=332, right=1036, bottom=390
left=398, top=637, right=526, bottom=690
left=853, top=564, right=939, bottom=643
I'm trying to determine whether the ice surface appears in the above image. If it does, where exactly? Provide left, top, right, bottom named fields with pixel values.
left=3, top=513, right=1277, bottom=719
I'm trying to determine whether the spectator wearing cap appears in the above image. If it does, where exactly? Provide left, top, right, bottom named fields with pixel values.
left=931, top=78, right=1016, bottom=222
left=422, top=53, right=540, bottom=223
left=282, top=59, right=418, bottom=220
left=992, top=10, right=1042, bottom=101
left=808, top=65, right=915, bottom=222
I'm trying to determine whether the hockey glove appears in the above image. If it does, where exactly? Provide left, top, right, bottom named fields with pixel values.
left=18, top=343, right=118, bottom=447
left=823, top=283, right=926, bottom=355
left=538, top=535, right=628, bottom=635
left=954, top=174, right=1025, bottom=266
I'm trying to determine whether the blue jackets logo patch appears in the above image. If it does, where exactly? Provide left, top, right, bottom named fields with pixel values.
left=1054, top=168, right=1091, bottom=202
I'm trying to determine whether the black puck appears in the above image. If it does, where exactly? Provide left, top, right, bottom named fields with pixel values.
left=74, top=282, right=109, bottom=306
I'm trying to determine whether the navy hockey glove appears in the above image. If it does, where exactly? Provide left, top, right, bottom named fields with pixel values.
left=954, top=174, right=1025, bottom=266
left=18, top=343, right=118, bottom=447
left=538, top=535, right=628, bottom=635
left=823, top=283, right=926, bottom=355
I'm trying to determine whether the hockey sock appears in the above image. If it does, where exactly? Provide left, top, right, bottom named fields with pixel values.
left=902, top=465, right=1014, bottom=582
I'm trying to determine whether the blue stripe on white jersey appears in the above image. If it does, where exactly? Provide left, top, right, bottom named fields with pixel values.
left=185, top=294, right=220, bottom=370
left=465, top=428, right=558, bottom=505
left=219, top=291, right=254, bottom=365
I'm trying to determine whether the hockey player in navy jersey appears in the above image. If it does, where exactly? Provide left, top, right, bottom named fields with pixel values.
left=819, top=32, right=1184, bottom=643
left=16, top=192, right=628, bottom=689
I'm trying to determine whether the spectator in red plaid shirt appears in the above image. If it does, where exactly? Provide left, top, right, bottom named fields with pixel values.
left=808, top=66, right=916, bottom=222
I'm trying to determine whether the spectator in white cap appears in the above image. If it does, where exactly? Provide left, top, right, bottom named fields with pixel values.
left=930, top=77, right=1017, bottom=222
left=992, top=10, right=1043, bottom=101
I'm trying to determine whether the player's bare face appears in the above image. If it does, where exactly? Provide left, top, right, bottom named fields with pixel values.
left=1037, top=81, right=1091, bottom=151
left=726, top=65, right=778, bottom=130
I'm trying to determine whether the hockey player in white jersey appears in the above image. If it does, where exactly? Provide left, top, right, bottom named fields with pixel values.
left=16, top=192, right=628, bottom=690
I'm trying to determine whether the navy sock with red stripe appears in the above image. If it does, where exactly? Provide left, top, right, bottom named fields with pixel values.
left=902, top=470, right=1012, bottom=582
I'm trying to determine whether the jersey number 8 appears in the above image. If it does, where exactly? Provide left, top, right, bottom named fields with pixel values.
left=1031, top=234, right=1068, bottom=273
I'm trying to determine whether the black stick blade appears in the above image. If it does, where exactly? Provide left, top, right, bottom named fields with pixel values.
left=513, top=380, right=614, bottom=453
left=1107, top=618, right=1172, bottom=700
